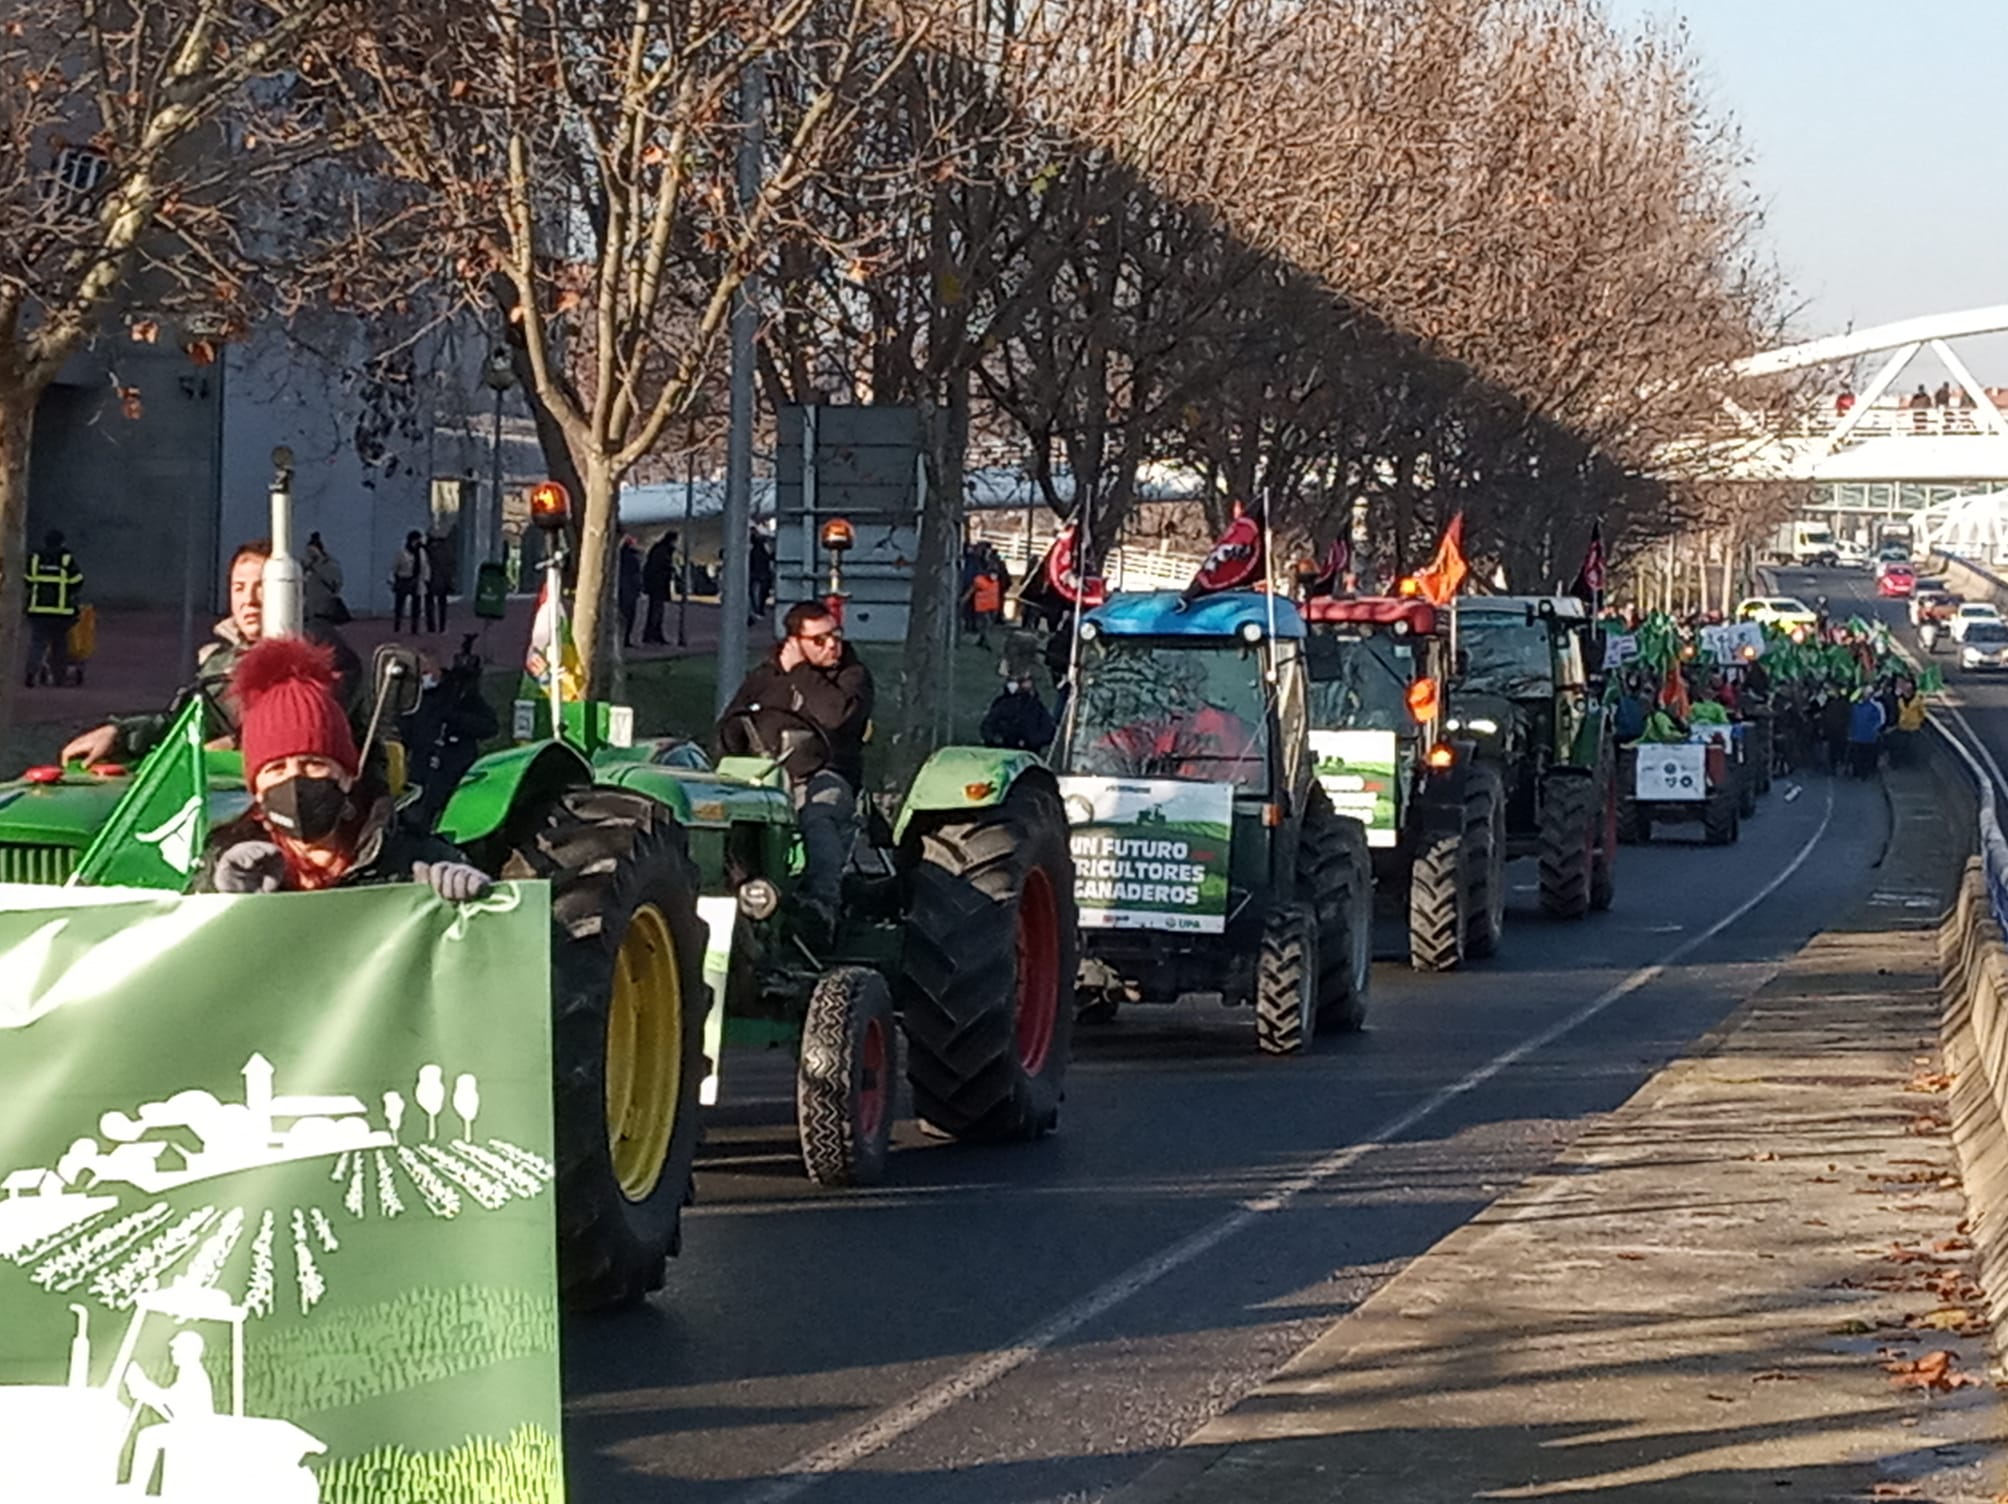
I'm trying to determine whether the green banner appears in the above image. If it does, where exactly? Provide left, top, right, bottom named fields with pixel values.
left=70, top=697, right=209, bottom=892
left=1308, top=729, right=1400, bottom=848
left=1060, top=775, right=1232, bottom=934
left=0, top=881, right=562, bottom=1503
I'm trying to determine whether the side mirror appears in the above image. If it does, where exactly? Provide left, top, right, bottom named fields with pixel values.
left=371, top=644, right=424, bottom=722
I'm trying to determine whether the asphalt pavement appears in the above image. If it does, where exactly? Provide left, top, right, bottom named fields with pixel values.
left=563, top=708, right=1893, bottom=1502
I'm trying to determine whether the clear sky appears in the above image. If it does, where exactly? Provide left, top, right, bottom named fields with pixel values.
left=1608, top=0, right=2008, bottom=376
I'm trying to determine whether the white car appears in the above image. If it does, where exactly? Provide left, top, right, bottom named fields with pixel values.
left=1834, top=541, right=1871, bottom=570
left=1950, top=602, right=2003, bottom=643
left=1735, top=596, right=1818, bottom=632
left=1961, top=622, right=2008, bottom=671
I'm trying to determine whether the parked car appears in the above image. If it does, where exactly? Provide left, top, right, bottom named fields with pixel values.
left=1960, top=621, right=2008, bottom=672
left=1950, top=601, right=2004, bottom=643
left=1878, top=564, right=1917, bottom=599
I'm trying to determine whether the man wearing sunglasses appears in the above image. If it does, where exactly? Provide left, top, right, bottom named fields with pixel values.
left=719, top=600, right=875, bottom=938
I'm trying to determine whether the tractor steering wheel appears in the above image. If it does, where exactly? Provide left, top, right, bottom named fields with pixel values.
left=722, top=705, right=834, bottom=773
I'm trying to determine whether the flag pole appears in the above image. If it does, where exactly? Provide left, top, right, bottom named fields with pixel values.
left=1262, top=500, right=1278, bottom=683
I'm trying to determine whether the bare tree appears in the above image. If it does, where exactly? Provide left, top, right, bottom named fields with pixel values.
left=0, top=0, right=349, bottom=743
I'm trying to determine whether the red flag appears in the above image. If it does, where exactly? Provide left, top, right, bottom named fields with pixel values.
left=1412, top=512, right=1468, bottom=606
left=1181, top=503, right=1266, bottom=603
left=1304, top=535, right=1351, bottom=598
left=1570, top=521, right=1606, bottom=605
left=1019, top=519, right=1106, bottom=614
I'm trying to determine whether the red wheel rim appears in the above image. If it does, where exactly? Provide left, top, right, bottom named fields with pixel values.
left=857, top=1017, right=889, bottom=1140
left=1014, top=866, right=1061, bottom=1076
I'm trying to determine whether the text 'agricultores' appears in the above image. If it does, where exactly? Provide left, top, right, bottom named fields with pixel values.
left=1070, top=835, right=1208, bottom=904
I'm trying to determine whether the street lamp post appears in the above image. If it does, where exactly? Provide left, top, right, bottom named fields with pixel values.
left=482, top=347, right=516, bottom=571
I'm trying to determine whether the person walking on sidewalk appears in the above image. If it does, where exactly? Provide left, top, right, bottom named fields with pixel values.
left=422, top=528, right=456, bottom=633
left=618, top=535, right=643, bottom=648
left=302, top=532, right=350, bottom=627
left=390, top=531, right=425, bottom=633
left=23, top=529, right=83, bottom=688
left=642, top=532, right=677, bottom=644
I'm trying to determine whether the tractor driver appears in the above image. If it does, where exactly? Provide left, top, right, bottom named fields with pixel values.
left=125, top=1330, right=215, bottom=1492
left=718, top=600, right=875, bottom=939
left=200, top=636, right=493, bottom=900
left=60, top=538, right=364, bottom=767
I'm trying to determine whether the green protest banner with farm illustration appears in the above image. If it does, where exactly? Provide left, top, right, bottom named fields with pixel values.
left=0, top=881, right=562, bottom=1503
left=1059, top=776, right=1233, bottom=933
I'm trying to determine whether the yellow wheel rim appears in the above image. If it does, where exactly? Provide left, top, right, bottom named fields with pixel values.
left=605, top=903, right=684, bottom=1203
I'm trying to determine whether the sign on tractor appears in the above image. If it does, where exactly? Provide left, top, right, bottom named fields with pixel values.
left=1060, top=776, right=1232, bottom=934
left=1308, top=729, right=1400, bottom=848
left=1634, top=745, right=1708, bottom=802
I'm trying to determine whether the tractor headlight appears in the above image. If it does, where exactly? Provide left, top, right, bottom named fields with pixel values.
left=737, top=877, right=781, bottom=921
left=1078, top=620, right=1099, bottom=642
left=1238, top=621, right=1264, bottom=644
left=1446, top=716, right=1498, bottom=736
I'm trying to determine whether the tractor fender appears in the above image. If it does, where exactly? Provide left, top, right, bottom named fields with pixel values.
left=1411, top=738, right=1477, bottom=836
left=439, top=739, right=594, bottom=847
left=892, top=747, right=1055, bottom=845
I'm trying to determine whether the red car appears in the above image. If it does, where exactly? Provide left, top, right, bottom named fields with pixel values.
left=1878, top=564, right=1917, bottom=598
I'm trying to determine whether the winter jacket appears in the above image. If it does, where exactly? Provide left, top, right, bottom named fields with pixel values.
left=111, top=620, right=365, bottom=760
left=718, top=643, right=875, bottom=788
left=197, top=796, right=471, bottom=894
left=981, top=687, right=1056, bottom=752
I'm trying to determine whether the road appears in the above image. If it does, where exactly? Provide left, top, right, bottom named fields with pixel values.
left=563, top=694, right=1891, bottom=1503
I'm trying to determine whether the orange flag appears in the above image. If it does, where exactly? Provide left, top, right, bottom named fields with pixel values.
left=1413, top=512, right=1468, bottom=606
left=1660, top=658, right=1691, bottom=720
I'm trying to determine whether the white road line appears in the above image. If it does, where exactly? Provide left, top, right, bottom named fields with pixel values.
left=735, top=780, right=1841, bottom=1503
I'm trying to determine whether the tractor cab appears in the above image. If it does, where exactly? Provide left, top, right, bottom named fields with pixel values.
left=1054, top=591, right=1374, bottom=1052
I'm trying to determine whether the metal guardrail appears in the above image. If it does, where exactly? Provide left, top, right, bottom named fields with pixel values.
left=1929, top=717, right=2008, bottom=932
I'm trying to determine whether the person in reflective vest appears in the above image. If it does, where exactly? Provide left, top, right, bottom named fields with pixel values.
left=23, top=529, right=83, bottom=688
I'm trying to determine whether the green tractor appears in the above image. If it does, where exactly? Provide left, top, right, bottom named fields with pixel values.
left=1300, top=596, right=1505, bottom=972
left=1054, top=591, right=1373, bottom=1053
left=1446, top=595, right=1617, bottom=920
left=0, top=485, right=1077, bottom=1312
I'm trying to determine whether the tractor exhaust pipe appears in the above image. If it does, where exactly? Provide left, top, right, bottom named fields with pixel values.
left=262, top=444, right=304, bottom=640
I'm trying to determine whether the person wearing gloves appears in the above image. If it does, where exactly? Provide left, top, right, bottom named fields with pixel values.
left=200, top=636, right=493, bottom=900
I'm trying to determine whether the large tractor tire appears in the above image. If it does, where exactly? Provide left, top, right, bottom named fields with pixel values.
left=1537, top=771, right=1595, bottom=919
left=504, top=786, right=711, bottom=1312
left=901, top=780, right=1078, bottom=1142
left=1589, top=766, right=1618, bottom=913
left=1703, top=784, right=1740, bottom=846
left=797, top=966, right=899, bottom=1188
left=1752, top=718, right=1775, bottom=794
left=1462, top=765, right=1507, bottom=960
left=1255, top=902, right=1320, bottom=1056
left=1736, top=751, right=1759, bottom=819
left=1297, top=788, right=1372, bottom=1033
left=1408, top=826, right=1465, bottom=973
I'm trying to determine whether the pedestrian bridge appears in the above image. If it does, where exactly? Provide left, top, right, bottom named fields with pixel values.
left=1673, top=305, right=2008, bottom=485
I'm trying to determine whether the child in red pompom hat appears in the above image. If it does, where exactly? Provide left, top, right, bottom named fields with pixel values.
left=203, top=636, right=493, bottom=900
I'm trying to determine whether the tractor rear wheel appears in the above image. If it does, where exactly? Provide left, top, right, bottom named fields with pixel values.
left=901, top=780, right=1078, bottom=1142
left=1703, top=785, right=1740, bottom=845
left=1297, top=787, right=1372, bottom=1032
left=504, top=786, right=711, bottom=1312
left=1462, top=765, right=1506, bottom=960
left=1737, top=754, right=1759, bottom=818
left=1255, top=902, right=1319, bottom=1056
left=1590, top=766, right=1618, bottom=913
left=1408, top=828, right=1465, bottom=972
left=797, top=966, right=899, bottom=1187
left=1537, top=772, right=1595, bottom=919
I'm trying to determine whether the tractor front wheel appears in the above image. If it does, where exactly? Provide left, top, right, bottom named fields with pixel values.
left=1703, top=784, right=1740, bottom=845
left=1297, top=787, right=1372, bottom=1032
left=505, top=787, right=711, bottom=1312
left=901, top=781, right=1078, bottom=1141
left=1255, top=902, right=1320, bottom=1055
left=1537, top=772, right=1595, bottom=919
left=797, top=966, right=899, bottom=1187
left=1462, top=765, right=1507, bottom=959
left=1408, top=827, right=1465, bottom=972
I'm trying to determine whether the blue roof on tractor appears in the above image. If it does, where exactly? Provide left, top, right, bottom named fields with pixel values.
left=1084, top=590, right=1306, bottom=640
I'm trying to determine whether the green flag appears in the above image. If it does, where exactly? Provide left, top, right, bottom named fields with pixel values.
left=0, top=881, right=562, bottom=1502
left=68, top=698, right=208, bottom=891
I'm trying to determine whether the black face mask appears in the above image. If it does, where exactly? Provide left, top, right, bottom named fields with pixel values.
left=262, top=774, right=349, bottom=843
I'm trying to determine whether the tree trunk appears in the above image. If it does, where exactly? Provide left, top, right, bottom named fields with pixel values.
left=573, top=456, right=619, bottom=703
left=0, top=386, right=32, bottom=755
left=893, top=376, right=968, bottom=785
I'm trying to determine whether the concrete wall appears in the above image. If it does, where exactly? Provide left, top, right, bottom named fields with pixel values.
left=27, top=340, right=222, bottom=611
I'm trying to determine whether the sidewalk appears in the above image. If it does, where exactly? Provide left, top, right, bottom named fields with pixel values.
left=1117, top=761, right=2005, bottom=1503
